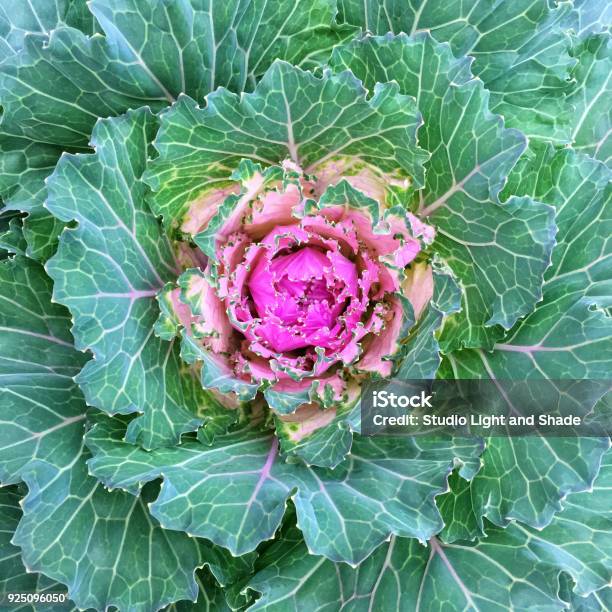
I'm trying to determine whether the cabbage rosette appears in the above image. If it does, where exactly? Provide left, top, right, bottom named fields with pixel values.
left=4, top=5, right=611, bottom=607
left=35, top=35, right=561, bottom=563
left=158, top=158, right=435, bottom=416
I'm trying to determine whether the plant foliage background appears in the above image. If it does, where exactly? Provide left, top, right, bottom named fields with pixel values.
left=0, top=1, right=610, bottom=610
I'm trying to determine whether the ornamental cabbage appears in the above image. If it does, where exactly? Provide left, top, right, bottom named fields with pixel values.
left=0, top=1, right=610, bottom=611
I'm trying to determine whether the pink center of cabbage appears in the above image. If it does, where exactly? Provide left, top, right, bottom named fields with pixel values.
left=211, top=204, right=412, bottom=384
left=247, top=245, right=358, bottom=353
left=195, top=173, right=435, bottom=386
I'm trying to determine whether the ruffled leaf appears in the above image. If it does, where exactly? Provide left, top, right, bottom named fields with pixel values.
left=89, top=0, right=357, bottom=99
left=503, top=143, right=611, bottom=303
left=246, top=526, right=564, bottom=611
left=436, top=470, right=483, bottom=543
left=145, top=59, right=428, bottom=229
left=560, top=576, right=611, bottom=612
left=0, top=28, right=172, bottom=148
left=86, top=414, right=483, bottom=565
left=275, top=406, right=355, bottom=468
left=441, top=450, right=612, bottom=597
left=513, top=451, right=612, bottom=597
left=247, top=452, right=612, bottom=610
left=14, top=446, right=244, bottom=612
left=442, top=146, right=612, bottom=529
left=264, top=387, right=316, bottom=416
left=395, top=260, right=461, bottom=379
left=164, top=570, right=232, bottom=612
left=0, top=134, right=62, bottom=212
left=0, top=485, right=79, bottom=610
left=0, top=133, right=65, bottom=261
left=154, top=282, right=184, bottom=341
left=317, top=179, right=382, bottom=226
left=446, top=323, right=610, bottom=529
left=0, top=256, right=246, bottom=611
left=45, top=109, right=204, bottom=449
left=0, top=0, right=96, bottom=62
left=0, top=4, right=356, bottom=149
left=0, top=0, right=97, bottom=261
left=0, top=257, right=87, bottom=485
left=180, top=332, right=260, bottom=401
left=338, top=0, right=576, bottom=142
left=193, top=160, right=284, bottom=259
left=0, top=1, right=354, bottom=261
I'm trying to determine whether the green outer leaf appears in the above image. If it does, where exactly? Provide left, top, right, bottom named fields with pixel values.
left=0, top=257, right=85, bottom=612
left=0, top=485, right=78, bottom=612
left=469, top=1, right=575, bottom=144
left=330, top=33, right=556, bottom=350
left=246, top=528, right=563, bottom=611
left=338, top=0, right=576, bottom=142
left=154, top=281, right=185, bottom=341
left=247, top=452, right=612, bottom=610
left=502, top=143, right=611, bottom=302
left=63, top=0, right=100, bottom=36
left=433, top=193, right=555, bottom=349
left=89, top=0, right=357, bottom=99
left=0, top=3, right=100, bottom=260
left=20, top=209, right=65, bottom=262
left=0, top=4, right=161, bottom=257
left=86, top=414, right=483, bottom=565
left=145, top=59, right=428, bottom=229
left=0, top=0, right=96, bottom=61
left=511, top=450, right=612, bottom=597
left=483, top=145, right=612, bottom=383
left=438, top=143, right=612, bottom=530
left=446, top=345, right=610, bottom=529
left=395, top=308, right=441, bottom=377
left=443, top=297, right=611, bottom=525
left=180, top=332, right=260, bottom=402
left=0, top=134, right=62, bottom=213
left=0, top=1, right=353, bottom=258
left=567, top=32, right=612, bottom=168
left=0, top=256, right=246, bottom=611
left=0, top=1, right=356, bottom=149
left=0, top=256, right=87, bottom=485
left=0, top=134, right=65, bottom=261
left=45, top=108, right=203, bottom=449
left=0, top=28, right=171, bottom=148
left=195, top=398, right=241, bottom=447
left=13, top=447, right=236, bottom=612
left=440, top=449, right=612, bottom=597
